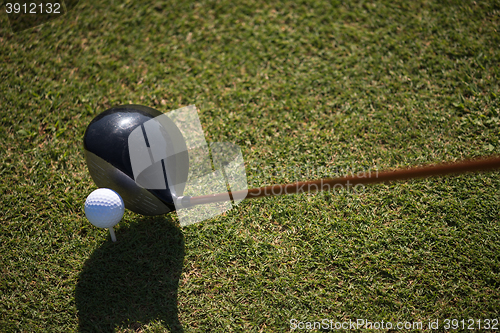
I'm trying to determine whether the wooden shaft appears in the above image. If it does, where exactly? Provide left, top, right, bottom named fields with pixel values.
left=188, top=156, right=500, bottom=206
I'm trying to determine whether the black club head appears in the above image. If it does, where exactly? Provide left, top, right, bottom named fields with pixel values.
left=83, top=105, right=189, bottom=216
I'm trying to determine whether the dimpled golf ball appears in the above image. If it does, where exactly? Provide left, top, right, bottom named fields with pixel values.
left=84, top=188, right=125, bottom=228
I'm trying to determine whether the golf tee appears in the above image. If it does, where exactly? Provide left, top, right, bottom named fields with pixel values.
left=109, top=227, right=117, bottom=242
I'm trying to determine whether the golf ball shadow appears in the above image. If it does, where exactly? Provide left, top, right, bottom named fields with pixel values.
left=75, top=215, right=185, bottom=332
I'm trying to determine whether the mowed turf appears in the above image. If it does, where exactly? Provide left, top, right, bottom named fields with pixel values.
left=1, top=0, right=499, bottom=332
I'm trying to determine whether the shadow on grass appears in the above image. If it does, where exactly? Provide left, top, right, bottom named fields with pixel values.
left=75, top=215, right=184, bottom=332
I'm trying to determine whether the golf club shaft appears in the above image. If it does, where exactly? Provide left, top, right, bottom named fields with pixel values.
left=188, top=155, right=500, bottom=206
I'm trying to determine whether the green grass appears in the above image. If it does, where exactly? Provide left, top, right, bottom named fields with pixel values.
left=1, top=0, right=500, bottom=331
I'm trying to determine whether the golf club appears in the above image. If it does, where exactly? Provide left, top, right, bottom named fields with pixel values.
left=84, top=105, right=500, bottom=217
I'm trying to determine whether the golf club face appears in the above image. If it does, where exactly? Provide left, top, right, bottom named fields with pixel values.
left=83, top=105, right=189, bottom=215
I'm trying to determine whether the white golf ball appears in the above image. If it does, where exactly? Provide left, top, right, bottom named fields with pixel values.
left=84, top=188, right=125, bottom=228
